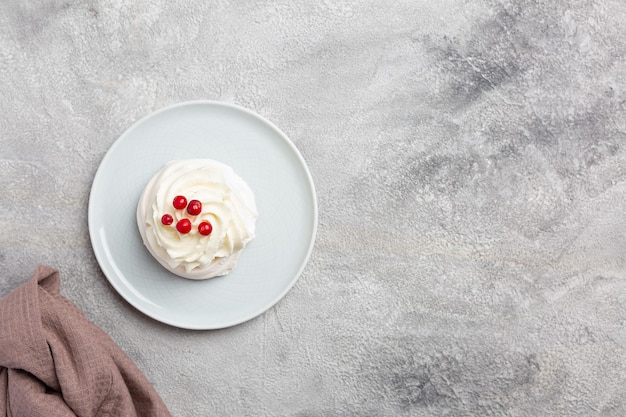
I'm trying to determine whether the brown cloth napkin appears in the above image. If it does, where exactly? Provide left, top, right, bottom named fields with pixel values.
left=0, top=265, right=172, bottom=417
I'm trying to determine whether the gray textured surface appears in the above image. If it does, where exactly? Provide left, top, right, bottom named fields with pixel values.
left=1, top=0, right=626, bottom=415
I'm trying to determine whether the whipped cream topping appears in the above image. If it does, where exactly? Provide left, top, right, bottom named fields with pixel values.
left=137, top=159, right=257, bottom=280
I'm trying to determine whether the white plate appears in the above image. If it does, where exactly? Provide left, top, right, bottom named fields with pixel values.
left=88, top=101, right=317, bottom=329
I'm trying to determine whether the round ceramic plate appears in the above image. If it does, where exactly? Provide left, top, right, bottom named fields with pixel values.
left=88, top=101, right=317, bottom=330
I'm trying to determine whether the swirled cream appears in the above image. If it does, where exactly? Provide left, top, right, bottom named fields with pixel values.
left=137, top=159, right=257, bottom=280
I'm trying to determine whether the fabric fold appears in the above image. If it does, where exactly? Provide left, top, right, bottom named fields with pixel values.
left=0, top=266, right=172, bottom=417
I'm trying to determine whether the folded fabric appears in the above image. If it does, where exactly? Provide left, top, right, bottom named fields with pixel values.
left=0, top=265, right=172, bottom=417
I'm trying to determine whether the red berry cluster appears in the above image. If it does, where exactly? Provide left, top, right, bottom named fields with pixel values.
left=161, top=195, right=212, bottom=236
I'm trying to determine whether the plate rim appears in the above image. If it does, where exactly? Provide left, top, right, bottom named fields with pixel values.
left=88, top=100, right=318, bottom=330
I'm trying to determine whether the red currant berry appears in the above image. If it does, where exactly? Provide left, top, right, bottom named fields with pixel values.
left=161, top=214, right=174, bottom=225
left=198, top=221, right=213, bottom=236
left=187, top=199, right=202, bottom=215
left=176, top=218, right=192, bottom=234
left=173, top=195, right=187, bottom=210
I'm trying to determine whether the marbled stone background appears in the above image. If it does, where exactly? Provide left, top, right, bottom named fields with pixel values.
left=1, top=0, right=625, bottom=415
